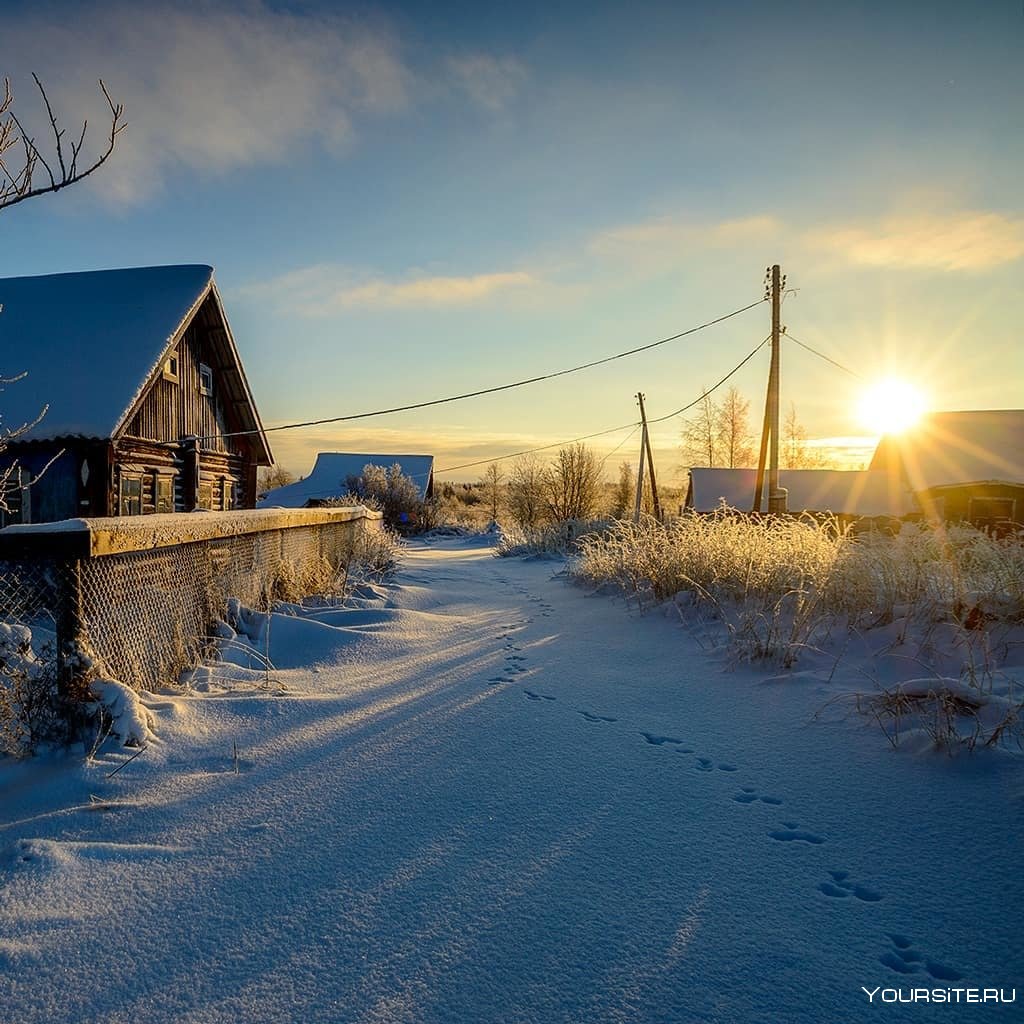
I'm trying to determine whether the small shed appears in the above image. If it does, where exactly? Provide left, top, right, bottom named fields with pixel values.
left=0, top=265, right=272, bottom=524
left=869, top=410, right=1024, bottom=528
left=685, top=468, right=912, bottom=518
left=260, top=453, right=435, bottom=508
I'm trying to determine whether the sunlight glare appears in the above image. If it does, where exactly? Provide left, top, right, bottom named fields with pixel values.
left=857, top=377, right=927, bottom=435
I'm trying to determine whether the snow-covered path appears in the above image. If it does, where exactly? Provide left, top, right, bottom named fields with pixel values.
left=1, top=539, right=1021, bottom=1023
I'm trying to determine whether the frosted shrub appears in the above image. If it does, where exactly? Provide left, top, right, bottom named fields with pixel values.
left=342, top=464, right=437, bottom=534
left=496, top=519, right=609, bottom=558
left=335, top=527, right=401, bottom=592
left=0, top=631, right=68, bottom=756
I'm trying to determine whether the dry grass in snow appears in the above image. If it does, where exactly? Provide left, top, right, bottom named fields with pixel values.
left=571, top=512, right=1024, bottom=749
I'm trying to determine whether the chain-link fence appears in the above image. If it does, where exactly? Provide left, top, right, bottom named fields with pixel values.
left=0, top=508, right=382, bottom=702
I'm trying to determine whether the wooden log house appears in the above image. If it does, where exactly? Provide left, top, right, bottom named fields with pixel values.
left=0, top=265, right=272, bottom=525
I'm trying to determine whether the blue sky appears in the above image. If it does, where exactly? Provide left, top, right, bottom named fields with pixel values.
left=2, top=0, right=1021, bottom=480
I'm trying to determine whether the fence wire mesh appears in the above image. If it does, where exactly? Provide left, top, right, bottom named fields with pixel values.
left=1, top=515, right=378, bottom=701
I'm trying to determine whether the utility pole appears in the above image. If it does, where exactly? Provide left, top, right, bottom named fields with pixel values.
left=752, top=265, right=788, bottom=514
left=636, top=392, right=662, bottom=520
left=633, top=420, right=646, bottom=523
left=752, top=363, right=772, bottom=512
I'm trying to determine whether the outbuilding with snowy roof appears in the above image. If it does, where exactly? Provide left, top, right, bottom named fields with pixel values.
left=0, top=264, right=272, bottom=524
left=869, top=409, right=1024, bottom=529
left=260, top=453, right=434, bottom=508
left=685, top=467, right=913, bottom=518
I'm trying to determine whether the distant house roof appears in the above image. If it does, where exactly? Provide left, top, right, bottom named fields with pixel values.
left=260, top=453, right=435, bottom=507
left=869, top=410, right=1024, bottom=491
left=0, top=264, right=270, bottom=461
left=686, top=468, right=913, bottom=517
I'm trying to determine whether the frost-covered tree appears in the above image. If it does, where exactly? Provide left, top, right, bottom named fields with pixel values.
left=479, top=463, right=505, bottom=522
left=781, top=402, right=829, bottom=469
left=680, top=392, right=719, bottom=468
left=608, top=461, right=634, bottom=519
left=543, top=443, right=602, bottom=522
left=681, top=387, right=755, bottom=469
left=258, top=464, right=296, bottom=496
left=506, top=453, right=546, bottom=529
left=715, top=386, right=755, bottom=468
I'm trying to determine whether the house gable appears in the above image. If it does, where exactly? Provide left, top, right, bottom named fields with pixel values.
left=118, top=288, right=271, bottom=465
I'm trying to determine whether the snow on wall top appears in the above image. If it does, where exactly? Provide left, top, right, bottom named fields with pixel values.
left=260, top=453, right=435, bottom=507
left=869, top=410, right=1024, bottom=491
left=687, top=468, right=913, bottom=516
left=0, top=505, right=382, bottom=558
left=0, top=264, right=214, bottom=440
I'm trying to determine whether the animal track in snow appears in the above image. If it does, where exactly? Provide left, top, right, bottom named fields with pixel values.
left=488, top=676, right=513, bottom=685
left=505, top=654, right=526, bottom=662
left=734, top=786, right=783, bottom=805
left=817, top=869, right=882, bottom=902
left=524, top=690, right=556, bottom=702
left=640, top=732, right=687, bottom=746
left=579, top=711, right=617, bottom=723
left=694, top=756, right=715, bottom=771
left=880, top=934, right=963, bottom=981
left=769, top=821, right=825, bottom=845
left=717, top=762, right=738, bottom=772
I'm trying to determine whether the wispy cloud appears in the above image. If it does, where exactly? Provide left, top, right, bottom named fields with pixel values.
left=806, top=211, right=1024, bottom=271
left=446, top=55, right=529, bottom=110
left=245, top=264, right=539, bottom=314
left=589, top=214, right=783, bottom=257
left=341, top=271, right=537, bottom=309
left=3, top=1, right=410, bottom=203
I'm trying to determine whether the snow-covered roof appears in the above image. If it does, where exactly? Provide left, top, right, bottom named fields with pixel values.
left=687, top=468, right=913, bottom=516
left=0, top=265, right=214, bottom=440
left=260, top=453, right=435, bottom=507
left=869, top=410, right=1024, bottom=491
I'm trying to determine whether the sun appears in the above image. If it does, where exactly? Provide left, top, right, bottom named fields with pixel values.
left=856, top=377, right=928, bottom=435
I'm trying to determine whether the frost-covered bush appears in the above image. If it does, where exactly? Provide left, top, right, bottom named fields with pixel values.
left=342, top=463, right=437, bottom=534
left=89, top=678, right=154, bottom=747
left=855, top=679, right=1024, bottom=753
left=0, top=627, right=69, bottom=756
left=496, top=519, right=609, bottom=558
left=331, top=526, right=401, bottom=596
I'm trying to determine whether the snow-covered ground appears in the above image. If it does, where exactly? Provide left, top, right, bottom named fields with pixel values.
left=1, top=536, right=1021, bottom=1023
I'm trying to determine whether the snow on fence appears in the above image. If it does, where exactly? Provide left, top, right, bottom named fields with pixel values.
left=0, top=507, right=382, bottom=696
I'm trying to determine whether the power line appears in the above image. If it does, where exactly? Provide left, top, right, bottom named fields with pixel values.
left=204, top=298, right=765, bottom=445
left=436, top=420, right=641, bottom=475
left=435, top=334, right=771, bottom=476
left=598, top=424, right=642, bottom=471
left=783, top=329, right=863, bottom=381
left=647, top=335, right=772, bottom=425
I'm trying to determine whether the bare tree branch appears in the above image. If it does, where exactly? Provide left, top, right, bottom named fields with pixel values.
left=0, top=74, right=125, bottom=213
